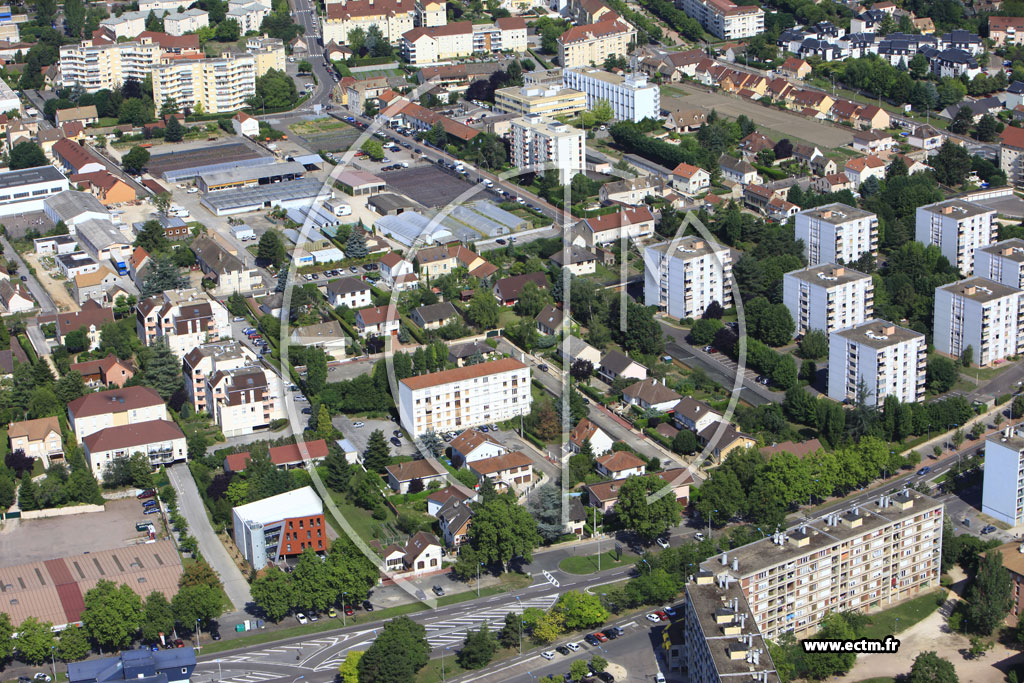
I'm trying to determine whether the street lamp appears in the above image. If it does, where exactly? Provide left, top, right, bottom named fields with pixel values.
left=342, top=592, right=348, bottom=627
left=477, top=562, right=485, bottom=597
left=50, top=645, right=56, bottom=682
left=514, top=596, right=524, bottom=655
left=195, top=618, right=201, bottom=653
left=442, top=645, right=452, bottom=681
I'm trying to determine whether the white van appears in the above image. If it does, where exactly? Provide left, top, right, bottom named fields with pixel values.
left=168, top=205, right=190, bottom=218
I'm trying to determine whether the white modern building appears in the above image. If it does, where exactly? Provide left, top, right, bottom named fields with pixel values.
left=933, top=276, right=1024, bottom=366
left=0, top=166, right=69, bottom=217
left=783, top=263, right=874, bottom=337
left=561, top=68, right=660, bottom=122
left=827, top=319, right=926, bottom=406
left=794, top=203, right=878, bottom=266
left=975, top=238, right=1024, bottom=290
left=164, top=9, right=210, bottom=36
left=398, top=357, right=532, bottom=437
left=232, top=486, right=327, bottom=570
left=152, top=53, right=256, bottom=115
left=509, top=114, right=584, bottom=183
left=678, top=0, right=765, bottom=39
left=915, top=199, right=997, bottom=275
left=644, top=236, right=733, bottom=320
left=59, top=37, right=167, bottom=92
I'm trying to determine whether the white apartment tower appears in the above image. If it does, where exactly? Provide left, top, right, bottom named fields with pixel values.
left=509, top=115, right=584, bottom=183
left=983, top=423, right=1024, bottom=525
left=644, top=236, right=733, bottom=320
left=561, top=68, right=661, bottom=122
left=915, top=199, right=997, bottom=275
left=827, top=319, right=926, bottom=406
left=398, top=358, right=533, bottom=437
left=975, top=238, right=1024, bottom=290
left=794, top=203, right=878, bottom=266
left=783, top=264, right=874, bottom=337
left=694, top=490, right=943, bottom=642
left=934, top=276, right=1024, bottom=366
left=59, top=39, right=164, bottom=92
left=152, top=54, right=257, bottom=114
left=679, top=0, right=765, bottom=40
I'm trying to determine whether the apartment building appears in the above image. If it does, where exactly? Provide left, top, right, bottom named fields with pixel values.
left=691, top=489, right=942, bottom=646
left=136, top=289, right=231, bottom=359
left=1001, top=126, right=1024, bottom=186
left=59, top=37, right=181, bottom=92
left=795, top=203, right=878, bottom=267
left=164, top=9, right=209, bottom=36
left=152, top=53, right=256, bottom=114
left=244, top=35, right=286, bottom=75
left=322, top=0, right=446, bottom=46
left=191, top=236, right=262, bottom=296
left=398, top=357, right=532, bottom=437
left=976, top=238, right=1024, bottom=289
left=67, top=386, right=168, bottom=443
left=206, top=365, right=284, bottom=437
left=783, top=264, right=874, bottom=337
left=494, top=84, right=586, bottom=118
left=99, top=11, right=148, bottom=40
left=509, top=114, right=584, bottom=183
left=401, top=18, right=526, bottom=64
left=644, top=236, right=733, bottom=320
left=182, top=341, right=252, bottom=413
left=580, top=206, right=655, bottom=245
left=934, top=276, right=1024, bottom=366
left=229, top=2, right=271, bottom=34
left=983, top=423, right=1024, bottom=525
left=233, top=487, right=328, bottom=570
left=679, top=0, right=765, bottom=40
left=989, top=16, right=1024, bottom=46
left=915, top=199, right=997, bottom=275
left=8, top=417, right=63, bottom=469
left=561, top=68, right=660, bottom=122
left=82, top=419, right=187, bottom=476
left=558, top=18, right=636, bottom=69
left=827, top=319, right=927, bottom=406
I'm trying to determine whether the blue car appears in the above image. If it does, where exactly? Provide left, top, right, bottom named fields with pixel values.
left=917, top=466, right=932, bottom=476
left=143, top=507, right=160, bottom=515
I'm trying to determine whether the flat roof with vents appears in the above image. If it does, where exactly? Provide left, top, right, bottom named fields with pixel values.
left=786, top=263, right=871, bottom=287
left=979, top=238, right=1024, bottom=263
left=647, top=235, right=727, bottom=260
left=919, top=198, right=995, bottom=220
left=938, top=276, right=1022, bottom=302
left=834, top=318, right=924, bottom=349
left=799, top=202, right=875, bottom=223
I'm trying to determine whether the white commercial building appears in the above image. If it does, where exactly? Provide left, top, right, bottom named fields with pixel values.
left=644, top=236, right=733, bottom=320
left=915, top=198, right=997, bottom=275
left=795, top=203, right=878, bottom=266
left=398, top=357, right=532, bottom=437
left=827, top=319, right=926, bottom=406
left=975, top=238, right=1024, bottom=290
left=783, top=263, right=874, bottom=337
left=679, top=0, right=765, bottom=40
left=509, top=114, right=584, bottom=183
left=0, top=74, right=20, bottom=113
left=983, top=424, right=1024, bottom=525
left=99, top=11, right=148, bottom=40
left=561, top=68, right=660, bottom=123
left=232, top=486, right=326, bottom=570
left=0, top=166, right=69, bottom=217
left=933, top=276, right=1024, bottom=366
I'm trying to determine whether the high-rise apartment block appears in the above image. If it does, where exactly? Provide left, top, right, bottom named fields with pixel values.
left=509, top=115, right=584, bottom=182
left=679, top=0, right=765, bottom=39
left=152, top=53, right=256, bottom=114
left=59, top=38, right=167, bottom=92
left=827, top=319, right=926, bottom=406
left=644, top=236, right=733, bottom=320
left=983, top=423, right=1024, bottom=526
left=975, top=238, right=1024, bottom=290
left=694, top=489, right=942, bottom=642
left=794, top=203, right=878, bottom=266
left=915, top=199, right=997, bottom=274
left=934, top=276, right=1024, bottom=366
left=783, top=264, right=874, bottom=337
left=398, top=358, right=532, bottom=437
left=561, top=68, right=660, bottom=122
left=557, top=18, right=636, bottom=69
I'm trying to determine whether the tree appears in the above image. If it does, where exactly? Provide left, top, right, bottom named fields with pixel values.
left=515, top=281, right=545, bottom=317
left=215, top=17, right=240, bottom=40
left=140, top=591, right=176, bottom=644
left=672, top=428, right=697, bottom=455
left=81, top=579, right=144, bottom=651
left=14, top=616, right=55, bottom=664
left=255, top=69, right=299, bottom=109
left=965, top=550, right=1013, bottom=635
left=498, top=611, right=524, bottom=649
left=908, top=651, right=958, bottom=683
left=142, top=257, right=186, bottom=296
left=690, top=318, right=723, bottom=346
left=9, top=141, right=47, bottom=170
left=569, top=659, right=590, bottom=682
left=553, top=590, right=608, bottom=631
left=590, top=655, right=608, bottom=673
left=797, top=329, right=828, bottom=359
left=361, top=138, right=385, bottom=160
left=927, top=356, right=959, bottom=393
left=251, top=566, right=294, bottom=621
left=975, top=114, right=1002, bottom=143
left=287, top=550, right=333, bottom=614
left=624, top=568, right=681, bottom=606
left=615, top=301, right=664, bottom=356
left=338, top=651, right=364, bottom=683
left=462, top=492, right=541, bottom=572
left=346, top=229, right=368, bottom=259
left=326, top=537, right=379, bottom=603
left=467, top=289, right=499, bottom=329
left=363, top=429, right=392, bottom=474
left=568, top=438, right=596, bottom=487
left=592, top=98, right=613, bottom=124
left=172, top=583, right=222, bottom=630
left=961, top=345, right=974, bottom=368
left=615, top=474, right=681, bottom=542
left=164, top=114, right=184, bottom=143
left=55, top=624, right=91, bottom=661
left=144, top=339, right=184, bottom=401
left=19, top=476, right=40, bottom=510
left=136, top=219, right=169, bottom=253
left=179, top=559, right=221, bottom=589
left=358, top=616, right=431, bottom=683
left=257, top=230, right=287, bottom=267
left=804, top=612, right=858, bottom=679
left=932, top=139, right=972, bottom=187
left=64, top=0, right=86, bottom=36
left=457, top=623, right=498, bottom=669
left=305, top=347, right=327, bottom=395
left=950, top=107, right=973, bottom=134
left=569, top=358, right=593, bottom=382
left=122, top=146, right=151, bottom=174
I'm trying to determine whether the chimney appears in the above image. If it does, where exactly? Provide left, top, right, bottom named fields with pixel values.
left=883, top=325, right=895, bottom=335
left=941, top=205, right=954, bottom=214
left=833, top=267, right=844, bottom=277
left=964, top=286, right=976, bottom=296
left=821, top=210, right=832, bottom=219
left=721, top=552, right=728, bottom=566
left=1003, top=247, right=1015, bottom=256
left=693, top=240, right=705, bottom=249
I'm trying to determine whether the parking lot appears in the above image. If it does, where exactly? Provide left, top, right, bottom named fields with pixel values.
left=333, top=415, right=419, bottom=459
left=0, top=498, right=158, bottom=566
left=383, top=165, right=502, bottom=208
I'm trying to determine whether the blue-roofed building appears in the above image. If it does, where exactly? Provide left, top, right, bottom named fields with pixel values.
left=68, top=648, right=196, bottom=683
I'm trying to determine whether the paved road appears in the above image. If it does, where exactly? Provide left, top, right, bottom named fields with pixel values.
left=166, top=464, right=253, bottom=612
left=1, top=235, right=56, bottom=314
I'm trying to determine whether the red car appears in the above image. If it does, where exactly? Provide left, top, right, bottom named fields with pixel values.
left=344, top=605, right=354, bottom=616
left=136, top=489, right=155, bottom=499
left=592, top=632, right=608, bottom=643
left=655, top=611, right=669, bottom=621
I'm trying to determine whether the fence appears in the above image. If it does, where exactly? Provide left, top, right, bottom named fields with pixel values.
left=20, top=503, right=105, bottom=520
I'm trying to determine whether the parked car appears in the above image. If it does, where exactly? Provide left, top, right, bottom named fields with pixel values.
left=210, top=630, right=221, bottom=641
left=34, top=674, right=52, bottom=682
left=137, top=489, right=156, bottom=499
left=344, top=605, right=354, bottom=616
left=656, top=537, right=669, bottom=549
left=565, top=641, right=581, bottom=652
left=390, top=437, right=402, bottom=447
left=646, top=613, right=661, bottom=623
left=328, top=607, right=337, bottom=618
left=363, top=600, right=374, bottom=611
left=694, top=532, right=705, bottom=541
left=432, top=585, right=445, bottom=596
left=663, top=605, right=676, bottom=618
left=592, top=632, right=608, bottom=643
left=296, top=613, right=308, bottom=624
left=981, top=525, right=997, bottom=534
left=393, top=429, right=402, bottom=437
left=584, top=634, right=601, bottom=646
left=917, top=466, right=932, bottom=476
left=353, top=421, right=365, bottom=427
left=143, top=507, right=159, bottom=515
left=540, top=651, right=556, bottom=660
left=556, top=645, right=570, bottom=656
left=309, top=613, right=319, bottom=621
left=595, top=673, right=614, bottom=683
left=655, top=611, right=669, bottom=621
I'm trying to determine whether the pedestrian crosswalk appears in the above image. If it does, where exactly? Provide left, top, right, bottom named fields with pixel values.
left=422, top=593, right=559, bottom=648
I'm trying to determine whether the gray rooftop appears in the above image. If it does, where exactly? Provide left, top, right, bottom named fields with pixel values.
left=919, top=198, right=995, bottom=220
left=199, top=161, right=306, bottom=189
left=834, top=318, right=924, bottom=349
left=648, top=235, right=726, bottom=261
left=785, top=263, right=871, bottom=287
left=980, top=238, right=1024, bottom=263
left=987, top=423, right=1024, bottom=452
left=798, top=202, right=875, bottom=224
left=45, top=190, right=107, bottom=222
left=367, top=192, right=422, bottom=213
left=550, top=245, right=596, bottom=266
left=0, top=165, right=66, bottom=190
left=938, top=276, right=1021, bottom=302
left=200, top=178, right=328, bottom=212
left=76, top=218, right=129, bottom=250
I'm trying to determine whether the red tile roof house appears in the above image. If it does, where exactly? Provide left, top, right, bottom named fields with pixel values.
left=385, top=458, right=447, bottom=494
left=569, top=417, right=614, bottom=455
left=468, top=451, right=534, bottom=494
left=595, top=450, right=647, bottom=479
left=223, top=440, right=330, bottom=472
left=449, top=429, right=507, bottom=466
left=381, top=531, right=443, bottom=577
left=355, top=304, right=400, bottom=337
left=585, top=468, right=693, bottom=512
left=68, top=354, right=135, bottom=388
left=427, top=484, right=477, bottom=517
left=579, top=206, right=655, bottom=246
left=493, top=271, right=548, bottom=306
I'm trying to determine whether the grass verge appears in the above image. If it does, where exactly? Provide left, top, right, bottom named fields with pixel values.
left=860, top=589, right=944, bottom=640
left=559, top=551, right=631, bottom=575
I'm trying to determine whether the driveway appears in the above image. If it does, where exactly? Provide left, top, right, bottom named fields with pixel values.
left=1, top=235, right=55, bottom=313
left=166, top=464, right=252, bottom=612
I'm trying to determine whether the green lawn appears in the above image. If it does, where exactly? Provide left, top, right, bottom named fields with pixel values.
left=559, top=550, right=631, bottom=575
left=354, top=68, right=406, bottom=79
left=324, top=491, right=399, bottom=546
left=416, top=646, right=521, bottom=683
left=961, top=362, right=1015, bottom=382
left=860, top=589, right=944, bottom=640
